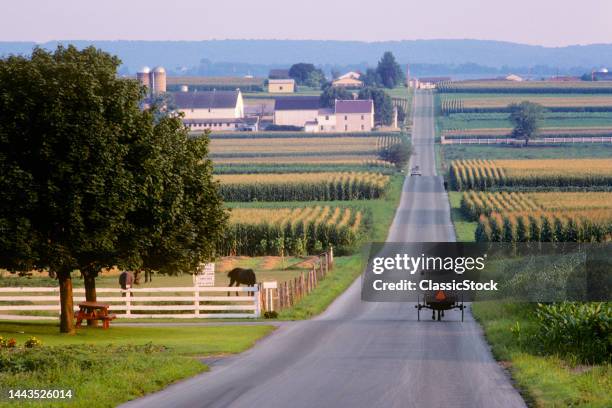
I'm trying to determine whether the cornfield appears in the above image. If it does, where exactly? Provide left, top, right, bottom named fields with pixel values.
left=461, top=191, right=612, bottom=220
left=440, top=98, right=465, bottom=114
left=219, top=206, right=365, bottom=256
left=209, top=133, right=402, bottom=167
left=449, top=159, right=612, bottom=190
left=462, top=192, right=612, bottom=242
left=475, top=210, right=612, bottom=242
left=437, top=81, right=612, bottom=94
left=217, top=172, right=390, bottom=201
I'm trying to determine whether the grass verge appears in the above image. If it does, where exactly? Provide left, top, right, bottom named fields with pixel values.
left=0, top=323, right=274, bottom=407
left=472, top=302, right=611, bottom=408
left=448, top=192, right=476, bottom=242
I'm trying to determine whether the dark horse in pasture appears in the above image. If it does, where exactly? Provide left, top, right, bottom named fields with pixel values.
left=227, top=268, right=257, bottom=296
left=119, top=271, right=134, bottom=290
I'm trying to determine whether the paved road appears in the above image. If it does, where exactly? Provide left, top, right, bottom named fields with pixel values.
left=122, top=90, right=526, bottom=408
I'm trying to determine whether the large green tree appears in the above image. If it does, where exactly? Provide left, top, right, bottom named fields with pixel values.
left=508, top=101, right=545, bottom=145
left=358, top=87, right=394, bottom=126
left=0, top=46, right=227, bottom=333
left=376, top=52, right=405, bottom=89
left=319, top=84, right=353, bottom=108
left=289, top=63, right=325, bottom=87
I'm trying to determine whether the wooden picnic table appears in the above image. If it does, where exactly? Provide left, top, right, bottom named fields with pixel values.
left=75, top=301, right=116, bottom=329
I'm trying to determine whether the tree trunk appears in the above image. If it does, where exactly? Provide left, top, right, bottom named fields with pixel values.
left=84, top=274, right=98, bottom=327
left=58, top=274, right=75, bottom=334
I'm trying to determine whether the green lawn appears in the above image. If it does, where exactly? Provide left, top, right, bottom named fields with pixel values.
left=448, top=192, right=476, bottom=242
left=0, top=323, right=274, bottom=408
left=472, top=303, right=611, bottom=408
left=438, top=112, right=612, bottom=131
left=440, top=144, right=612, bottom=163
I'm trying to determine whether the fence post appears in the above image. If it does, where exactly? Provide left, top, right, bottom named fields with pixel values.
left=300, top=274, right=305, bottom=298
left=254, top=285, right=261, bottom=318
left=194, top=286, right=200, bottom=317
left=125, top=290, right=131, bottom=317
left=329, top=246, right=334, bottom=269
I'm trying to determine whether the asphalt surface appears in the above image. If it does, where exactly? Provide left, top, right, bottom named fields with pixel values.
left=121, top=90, right=526, bottom=408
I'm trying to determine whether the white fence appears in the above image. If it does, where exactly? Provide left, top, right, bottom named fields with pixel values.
left=0, top=286, right=260, bottom=320
left=440, top=136, right=612, bottom=145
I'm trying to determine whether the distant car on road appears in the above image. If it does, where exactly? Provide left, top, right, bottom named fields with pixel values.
left=410, top=166, right=422, bottom=176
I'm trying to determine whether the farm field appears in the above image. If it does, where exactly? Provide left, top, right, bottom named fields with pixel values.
left=437, top=80, right=612, bottom=93
left=221, top=206, right=364, bottom=256
left=460, top=191, right=612, bottom=242
left=216, top=172, right=390, bottom=201
left=439, top=144, right=612, bottom=169
left=438, top=112, right=612, bottom=131
left=209, top=132, right=404, bottom=172
left=210, top=135, right=399, bottom=155
left=441, top=93, right=612, bottom=109
left=449, top=159, right=612, bottom=191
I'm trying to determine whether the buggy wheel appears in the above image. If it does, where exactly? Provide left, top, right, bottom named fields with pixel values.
left=461, top=305, right=464, bottom=322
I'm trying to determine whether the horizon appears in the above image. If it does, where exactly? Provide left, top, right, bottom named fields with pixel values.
left=4, top=38, right=612, bottom=48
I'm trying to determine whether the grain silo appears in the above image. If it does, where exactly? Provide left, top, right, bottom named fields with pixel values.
left=152, top=66, right=167, bottom=94
left=136, top=66, right=151, bottom=89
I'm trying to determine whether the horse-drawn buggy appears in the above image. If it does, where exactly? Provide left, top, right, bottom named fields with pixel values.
left=415, top=290, right=465, bottom=321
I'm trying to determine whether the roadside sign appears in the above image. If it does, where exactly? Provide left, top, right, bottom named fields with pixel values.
left=194, top=263, right=215, bottom=287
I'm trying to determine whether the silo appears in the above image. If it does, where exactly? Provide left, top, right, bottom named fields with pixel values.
left=152, top=66, right=167, bottom=94
left=136, top=66, right=151, bottom=89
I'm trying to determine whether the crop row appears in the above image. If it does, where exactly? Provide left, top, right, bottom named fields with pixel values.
left=475, top=210, right=612, bottom=242
left=449, top=159, right=612, bottom=191
left=460, top=191, right=612, bottom=220
left=218, top=206, right=365, bottom=256
left=437, top=81, right=612, bottom=94
left=217, top=172, right=390, bottom=201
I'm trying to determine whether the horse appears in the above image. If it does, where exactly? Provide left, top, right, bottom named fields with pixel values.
left=119, top=271, right=134, bottom=296
left=227, top=268, right=257, bottom=296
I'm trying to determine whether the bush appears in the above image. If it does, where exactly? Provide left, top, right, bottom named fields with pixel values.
left=24, top=336, right=43, bottom=348
left=533, top=302, right=611, bottom=364
left=263, top=311, right=278, bottom=319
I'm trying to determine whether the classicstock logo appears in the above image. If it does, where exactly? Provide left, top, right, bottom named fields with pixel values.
left=361, top=243, right=611, bottom=302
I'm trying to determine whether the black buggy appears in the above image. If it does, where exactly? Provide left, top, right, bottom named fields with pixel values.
left=415, top=290, right=465, bottom=321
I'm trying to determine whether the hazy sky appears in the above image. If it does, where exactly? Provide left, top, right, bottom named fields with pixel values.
left=3, top=0, right=611, bottom=46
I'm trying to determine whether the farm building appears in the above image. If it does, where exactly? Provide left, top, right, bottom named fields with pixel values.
left=316, top=108, right=336, bottom=132
left=268, top=78, right=295, bottom=93
left=273, top=96, right=321, bottom=127
left=273, top=96, right=374, bottom=132
left=505, top=74, right=524, bottom=82
left=137, top=66, right=167, bottom=96
left=334, top=100, right=374, bottom=132
left=172, top=89, right=255, bottom=131
left=332, top=71, right=363, bottom=88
